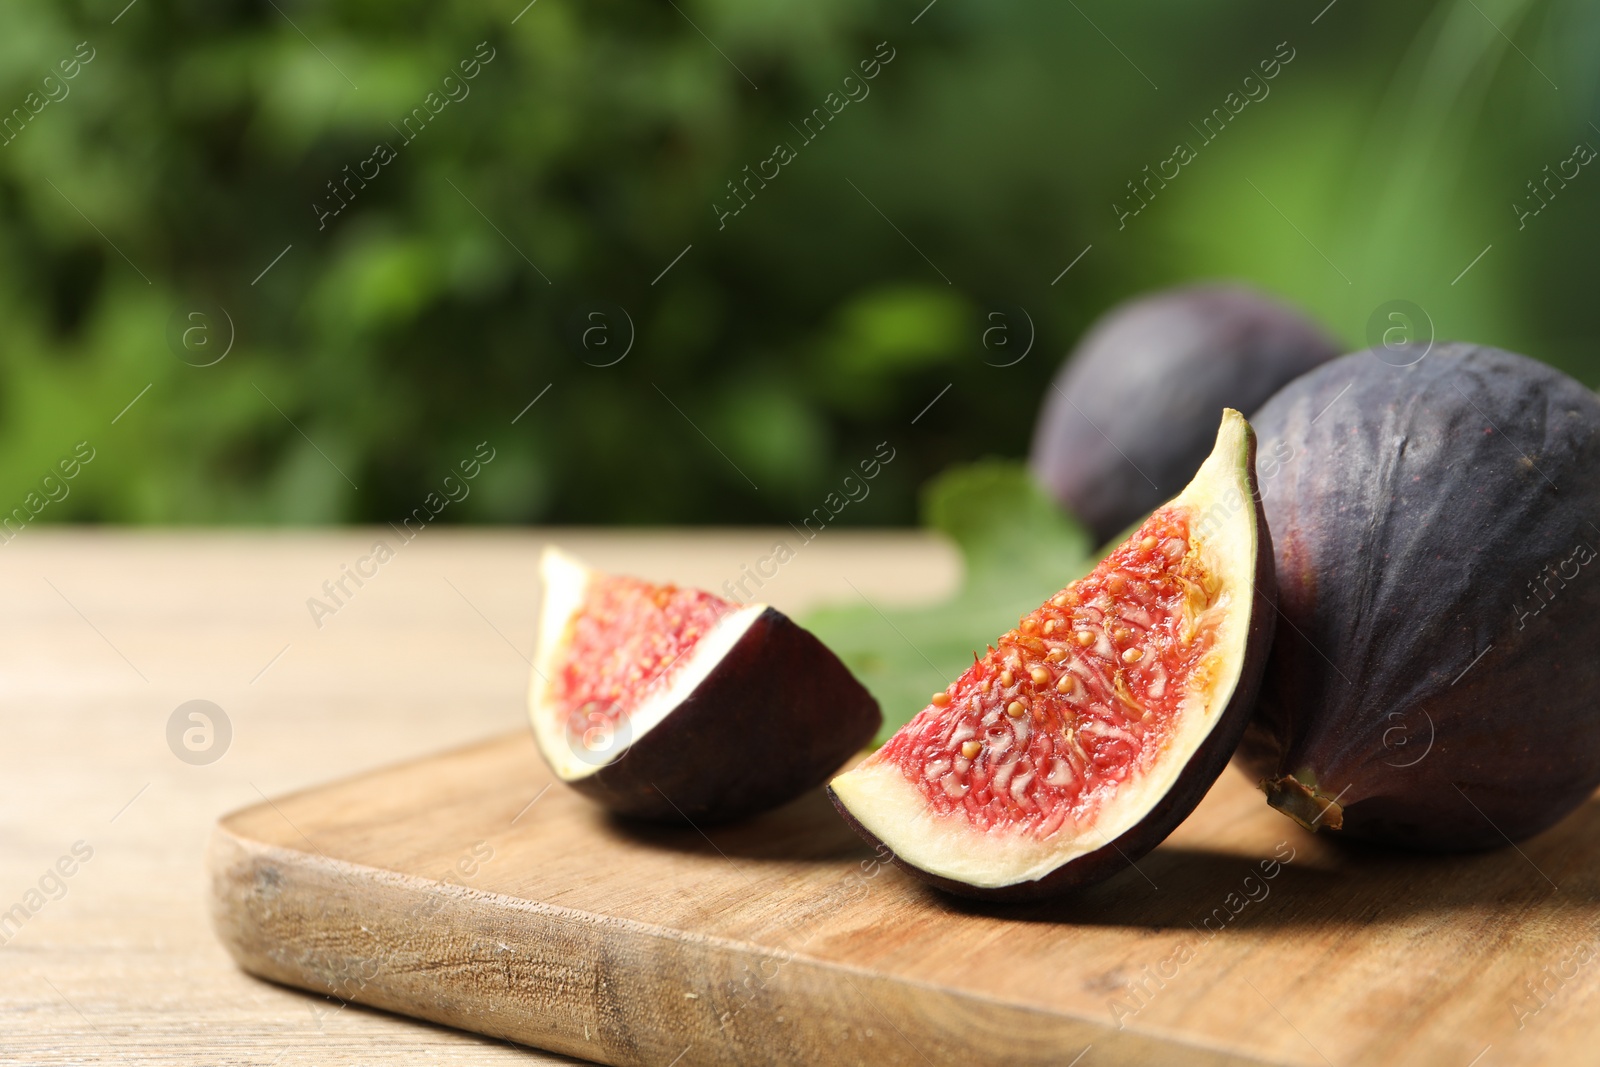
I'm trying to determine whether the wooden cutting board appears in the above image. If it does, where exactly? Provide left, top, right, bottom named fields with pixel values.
left=208, top=731, right=1600, bottom=1067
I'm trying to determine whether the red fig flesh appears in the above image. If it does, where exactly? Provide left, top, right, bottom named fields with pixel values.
left=531, top=548, right=881, bottom=823
left=830, top=411, right=1274, bottom=899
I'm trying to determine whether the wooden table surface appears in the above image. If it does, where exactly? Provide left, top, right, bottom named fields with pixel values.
left=0, top=528, right=958, bottom=1066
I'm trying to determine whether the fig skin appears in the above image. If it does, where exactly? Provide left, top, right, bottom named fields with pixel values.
left=831, top=412, right=1277, bottom=901
left=1031, top=283, right=1338, bottom=544
left=558, top=607, right=882, bottom=825
left=1240, top=342, right=1600, bottom=850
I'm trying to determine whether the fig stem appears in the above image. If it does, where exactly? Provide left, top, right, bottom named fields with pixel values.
left=1261, top=775, right=1344, bottom=832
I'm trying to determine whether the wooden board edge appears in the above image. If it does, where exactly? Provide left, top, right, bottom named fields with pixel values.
left=215, top=732, right=534, bottom=835
left=206, top=820, right=1288, bottom=1067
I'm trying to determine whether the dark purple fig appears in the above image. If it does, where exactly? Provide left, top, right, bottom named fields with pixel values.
left=1031, top=283, right=1339, bottom=543
left=1240, top=343, right=1600, bottom=849
left=530, top=548, right=881, bottom=823
left=831, top=411, right=1275, bottom=900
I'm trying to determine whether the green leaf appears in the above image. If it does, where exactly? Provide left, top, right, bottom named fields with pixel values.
left=803, top=460, right=1096, bottom=743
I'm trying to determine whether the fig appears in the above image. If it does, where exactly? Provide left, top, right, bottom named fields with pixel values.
left=1240, top=343, right=1600, bottom=849
left=830, top=410, right=1274, bottom=900
left=1031, top=283, right=1339, bottom=543
left=529, top=548, right=881, bottom=823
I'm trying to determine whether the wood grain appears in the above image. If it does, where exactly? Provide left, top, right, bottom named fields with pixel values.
left=212, top=725, right=1600, bottom=1067
left=0, top=528, right=955, bottom=1066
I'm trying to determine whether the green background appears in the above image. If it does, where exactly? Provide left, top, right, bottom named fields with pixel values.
left=0, top=0, right=1593, bottom=526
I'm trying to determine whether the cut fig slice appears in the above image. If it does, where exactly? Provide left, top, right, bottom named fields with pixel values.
left=829, top=410, right=1274, bottom=900
left=530, top=548, right=881, bottom=823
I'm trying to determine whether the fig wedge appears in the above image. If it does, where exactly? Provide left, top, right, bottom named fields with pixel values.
left=530, top=548, right=881, bottom=824
left=830, top=410, right=1274, bottom=900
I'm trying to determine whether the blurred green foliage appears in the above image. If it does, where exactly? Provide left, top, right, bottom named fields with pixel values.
left=1, top=0, right=1598, bottom=524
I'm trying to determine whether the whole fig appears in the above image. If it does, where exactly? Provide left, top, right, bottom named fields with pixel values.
left=1240, top=342, right=1600, bottom=849
left=1030, top=283, right=1339, bottom=543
